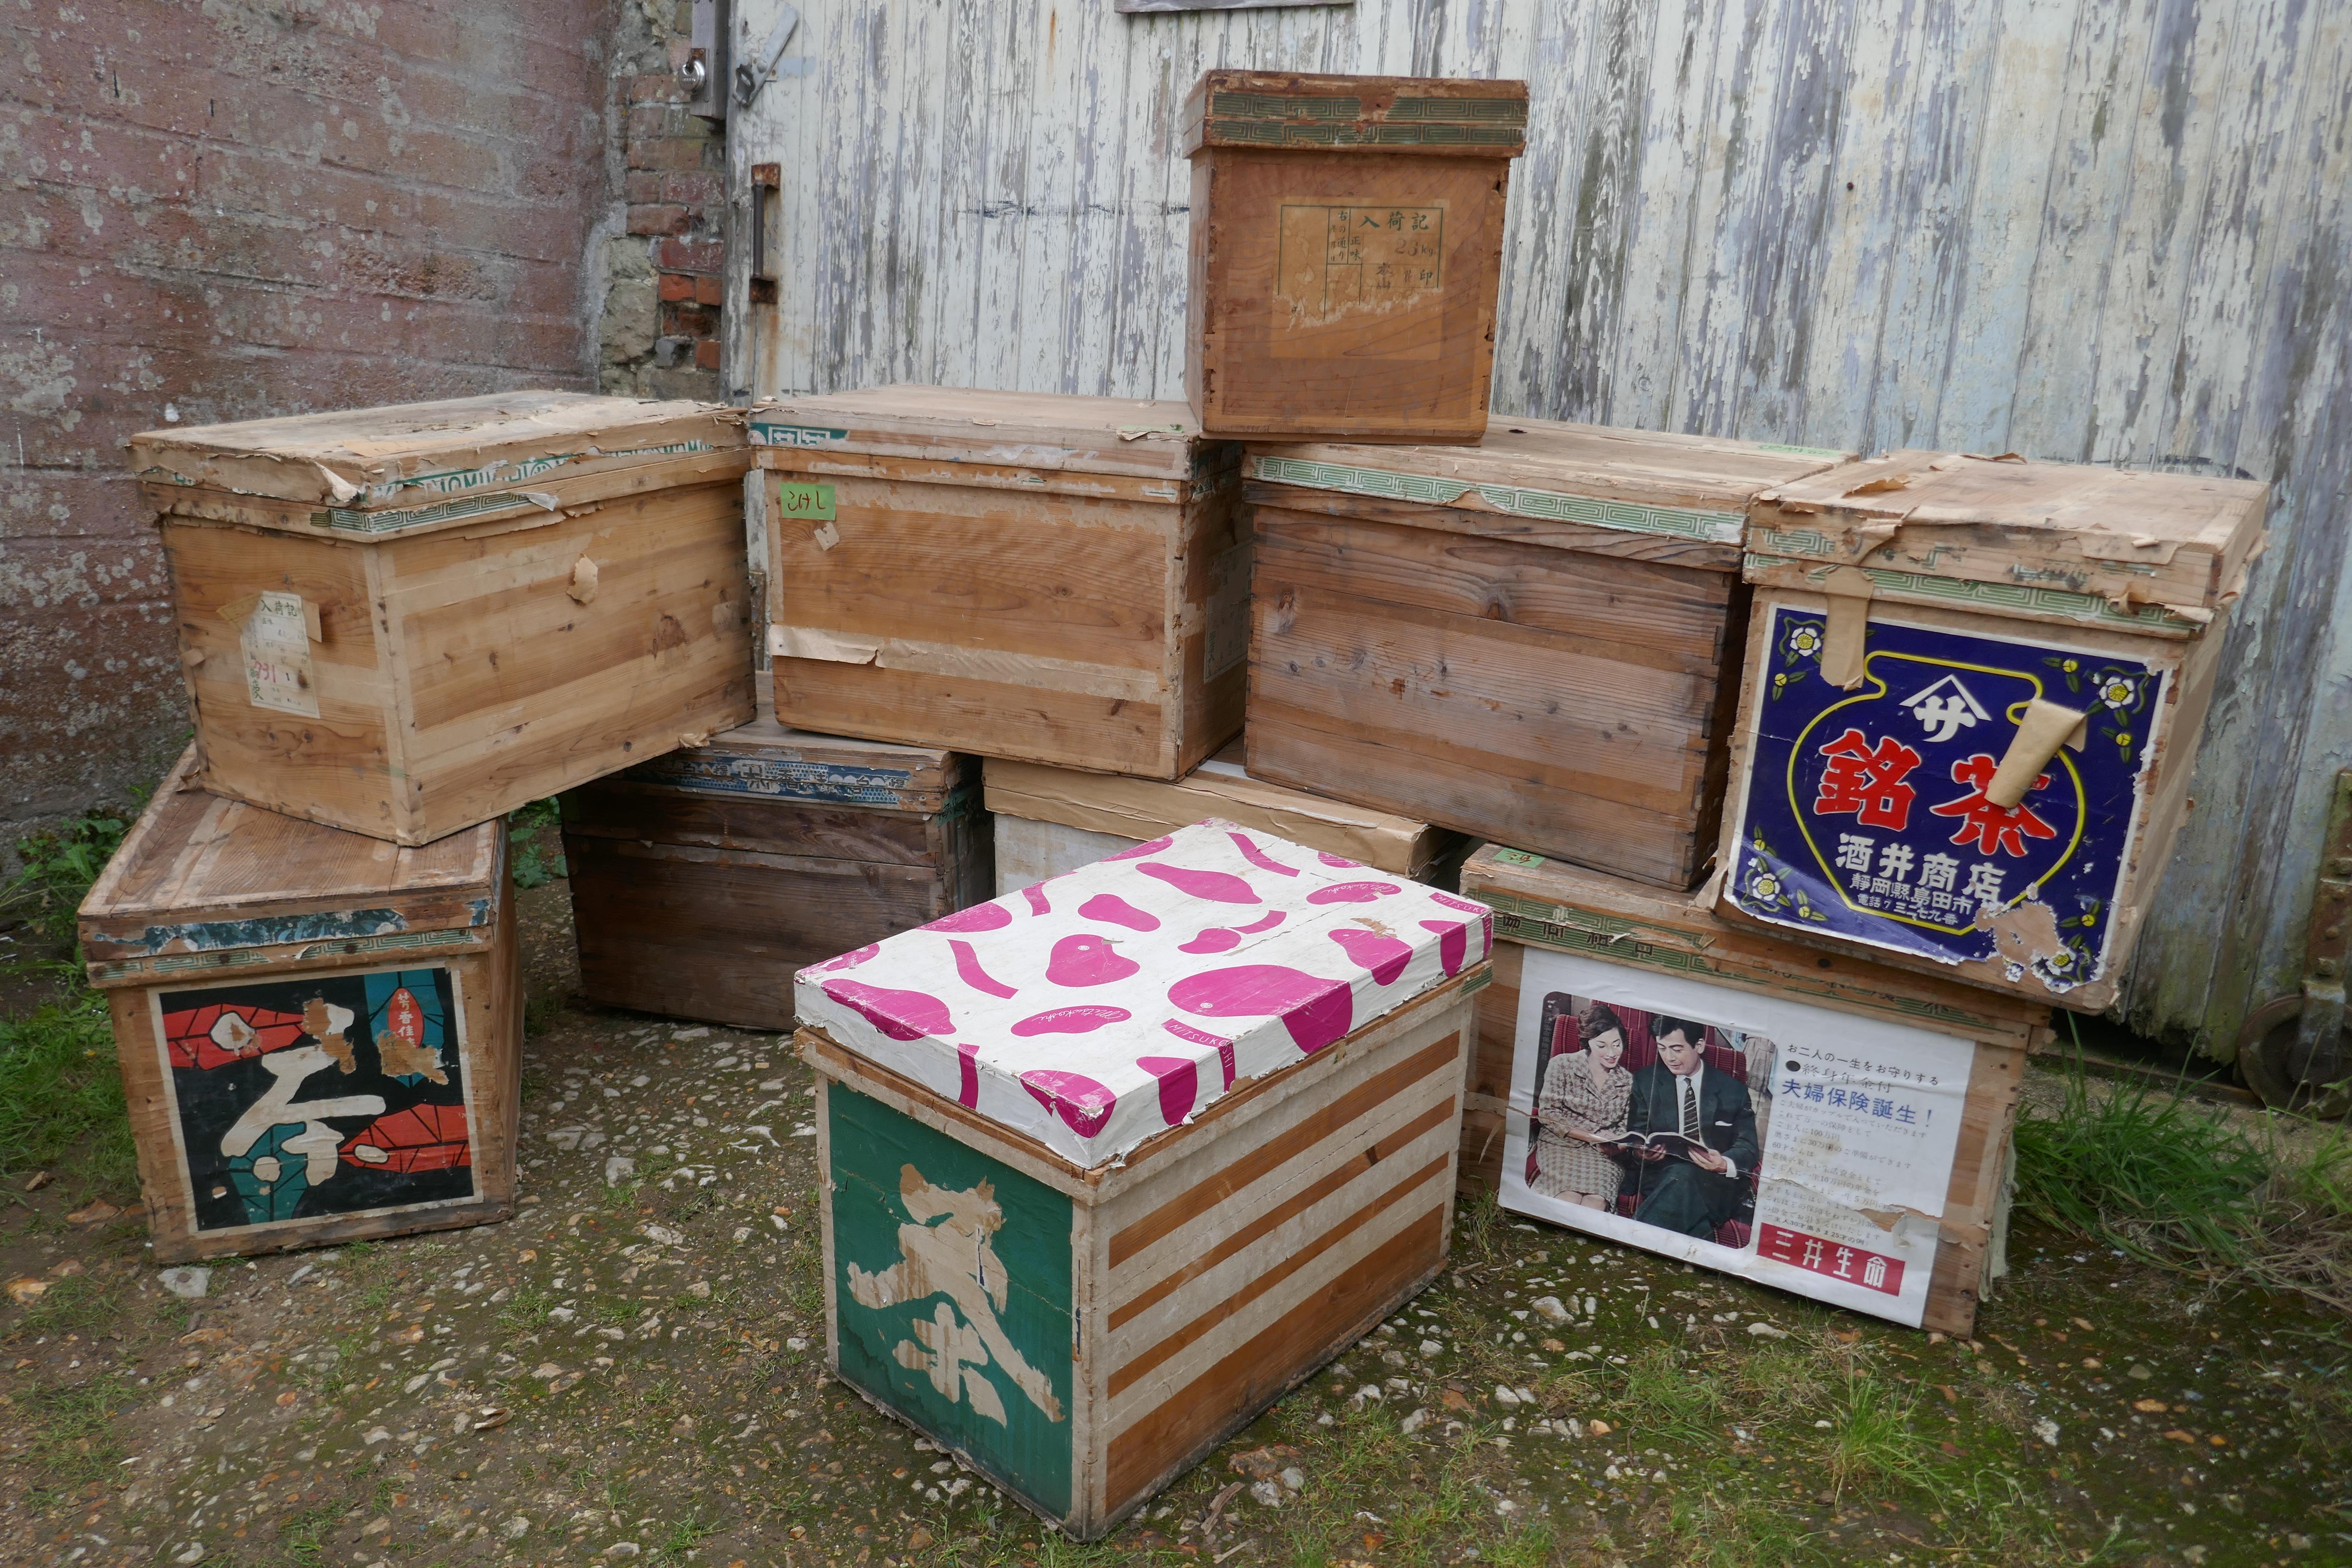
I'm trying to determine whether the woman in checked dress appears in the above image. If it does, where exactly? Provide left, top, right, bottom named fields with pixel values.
left=1531, top=1001, right=1635, bottom=1209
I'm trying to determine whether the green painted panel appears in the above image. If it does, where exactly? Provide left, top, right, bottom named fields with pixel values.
left=828, top=1085, right=1074, bottom=1516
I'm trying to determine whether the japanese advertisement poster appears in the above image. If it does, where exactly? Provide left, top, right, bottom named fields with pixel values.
left=1724, top=605, right=2164, bottom=996
left=150, top=966, right=477, bottom=1234
left=1498, top=946, right=1975, bottom=1326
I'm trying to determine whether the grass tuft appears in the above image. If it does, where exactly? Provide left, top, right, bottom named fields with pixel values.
left=0, top=987, right=137, bottom=1191
left=2014, top=1043, right=2352, bottom=1310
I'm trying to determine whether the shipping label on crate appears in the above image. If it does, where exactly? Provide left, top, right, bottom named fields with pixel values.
left=233, top=590, right=321, bottom=717
left=149, top=966, right=475, bottom=1234
left=1725, top=606, right=2164, bottom=996
left=1498, top=946, right=1973, bottom=1326
left=1274, top=201, right=1447, bottom=357
left=827, top=1083, right=1073, bottom=1513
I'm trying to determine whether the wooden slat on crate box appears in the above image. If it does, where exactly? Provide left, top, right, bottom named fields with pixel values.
left=560, top=713, right=988, bottom=1032
left=1721, top=451, right=2270, bottom=1011
left=129, top=394, right=756, bottom=846
left=77, top=750, right=518, bottom=1264
left=1460, top=844, right=2049, bottom=1337
left=1182, top=71, right=1528, bottom=444
left=1245, top=419, right=1850, bottom=888
left=795, top=819, right=1493, bottom=1535
left=750, top=388, right=1246, bottom=779
left=984, top=741, right=1459, bottom=896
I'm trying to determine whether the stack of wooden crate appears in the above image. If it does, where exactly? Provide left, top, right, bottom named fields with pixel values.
left=91, top=392, right=757, bottom=1259
left=61, top=60, right=2280, bottom=1546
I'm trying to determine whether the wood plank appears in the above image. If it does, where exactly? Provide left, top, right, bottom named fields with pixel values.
left=1254, top=507, right=1736, bottom=668
left=1102, top=1204, right=1445, bottom=1511
left=775, top=657, right=1173, bottom=777
left=1109, top=1151, right=1448, bottom=1400
left=1107, top=1030, right=1460, bottom=1269
left=559, top=781, right=940, bottom=865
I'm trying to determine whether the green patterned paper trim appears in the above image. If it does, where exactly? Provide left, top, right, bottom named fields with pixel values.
left=1251, top=455, right=1742, bottom=544
left=310, top=492, right=546, bottom=535
left=1743, top=549, right=2197, bottom=631
left=1754, top=443, right=1850, bottom=459
left=749, top=422, right=850, bottom=448
left=89, top=925, right=481, bottom=984
left=1484, top=894, right=1986, bottom=1031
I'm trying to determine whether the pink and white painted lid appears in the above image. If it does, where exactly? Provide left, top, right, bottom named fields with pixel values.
left=795, top=818, right=1492, bottom=1167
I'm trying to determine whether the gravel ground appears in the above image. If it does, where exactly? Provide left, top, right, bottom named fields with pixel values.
left=1, top=877, right=2346, bottom=1567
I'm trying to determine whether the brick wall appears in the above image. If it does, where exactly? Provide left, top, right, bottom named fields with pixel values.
left=599, top=2, right=727, bottom=399
left=0, top=0, right=616, bottom=859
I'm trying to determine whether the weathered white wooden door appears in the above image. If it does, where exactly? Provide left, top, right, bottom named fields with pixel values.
left=725, top=0, right=2352, bottom=1063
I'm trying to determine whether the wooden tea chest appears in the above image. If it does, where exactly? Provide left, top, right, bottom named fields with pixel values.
left=77, top=750, right=518, bottom=1264
left=984, top=742, right=1460, bottom=897
left=1246, top=418, right=1849, bottom=888
left=1459, top=845, right=2050, bottom=1335
left=750, top=387, right=1246, bottom=779
left=1722, top=452, right=2271, bottom=1010
left=1183, top=70, right=1528, bottom=444
left=796, top=819, right=1492, bottom=1535
left=561, top=706, right=989, bottom=1032
left=130, top=393, right=756, bottom=845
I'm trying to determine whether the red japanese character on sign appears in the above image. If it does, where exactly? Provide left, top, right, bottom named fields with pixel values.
left=1928, top=753, right=2057, bottom=857
left=1811, top=729, right=1922, bottom=831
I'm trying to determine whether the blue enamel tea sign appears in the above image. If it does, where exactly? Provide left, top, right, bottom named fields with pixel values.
left=1724, top=605, right=2166, bottom=997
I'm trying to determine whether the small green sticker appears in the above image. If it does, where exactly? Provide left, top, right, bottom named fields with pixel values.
left=775, top=479, right=836, bottom=522
left=1492, top=848, right=1547, bottom=868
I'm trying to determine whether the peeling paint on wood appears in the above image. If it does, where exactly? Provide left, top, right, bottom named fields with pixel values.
left=726, top=0, right=2352, bottom=1058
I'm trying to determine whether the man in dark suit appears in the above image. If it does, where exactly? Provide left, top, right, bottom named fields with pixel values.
left=1620, top=1016, right=1762, bottom=1240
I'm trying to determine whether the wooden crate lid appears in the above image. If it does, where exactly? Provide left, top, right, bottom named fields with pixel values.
left=1461, top=844, right=2047, bottom=1047
left=984, top=744, right=1446, bottom=879
left=1182, top=70, right=1529, bottom=157
left=748, top=385, right=1231, bottom=482
left=796, top=818, right=1492, bottom=1167
left=77, top=749, right=502, bottom=982
left=1747, top=451, right=2271, bottom=631
left=129, top=391, right=744, bottom=528
left=619, top=712, right=969, bottom=814
left=1246, top=417, right=1850, bottom=563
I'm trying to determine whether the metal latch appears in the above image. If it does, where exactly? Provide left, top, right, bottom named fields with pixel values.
left=735, top=4, right=813, bottom=107
left=2236, top=768, right=2352, bottom=1116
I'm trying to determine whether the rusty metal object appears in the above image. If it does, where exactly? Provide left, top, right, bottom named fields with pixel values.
left=2237, top=770, right=2352, bottom=1117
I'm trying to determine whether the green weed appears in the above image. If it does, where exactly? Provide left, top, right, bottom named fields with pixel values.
left=1816, top=1370, right=1930, bottom=1500
left=1614, top=1344, right=1724, bottom=1446
left=2015, top=1057, right=2265, bottom=1266
left=0, top=987, right=136, bottom=1190
left=18, top=1372, right=138, bottom=1508
left=278, top=1499, right=347, bottom=1564
left=7, top=1270, right=123, bottom=1340
left=7, top=808, right=133, bottom=954
left=1665, top=1488, right=1822, bottom=1568
left=508, top=797, right=568, bottom=890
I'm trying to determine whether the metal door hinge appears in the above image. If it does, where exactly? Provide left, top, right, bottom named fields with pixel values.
left=736, top=4, right=813, bottom=108
left=2236, top=769, right=2352, bottom=1116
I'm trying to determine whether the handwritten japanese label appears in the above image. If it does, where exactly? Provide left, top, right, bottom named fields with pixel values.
left=1274, top=202, right=1447, bottom=357
left=1727, top=606, right=2163, bottom=994
left=238, top=590, right=320, bottom=718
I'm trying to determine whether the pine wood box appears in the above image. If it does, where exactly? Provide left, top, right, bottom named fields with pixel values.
left=793, top=820, right=1493, bottom=1536
left=1721, top=452, right=2271, bottom=1011
left=560, top=711, right=990, bottom=1032
left=1458, top=845, right=2051, bottom=1336
left=984, top=742, right=1463, bottom=897
left=1183, top=70, right=1528, bottom=444
left=750, top=388, right=1246, bottom=779
left=1246, top=419, right=1851, bottom=888
left=77, top=750, right=519, bottom=1264
left=129, top=393, right=756, bottom=845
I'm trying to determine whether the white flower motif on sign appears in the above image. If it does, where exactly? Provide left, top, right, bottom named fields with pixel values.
left=1900, top=674, right=1990, bottom=743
